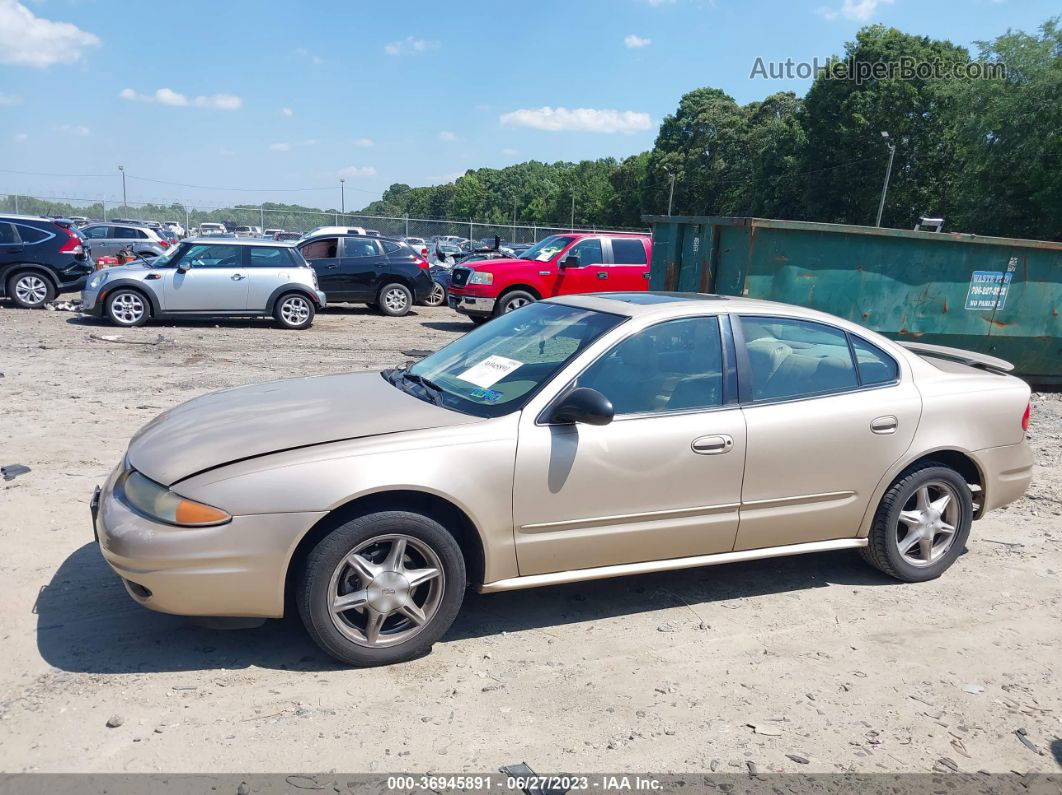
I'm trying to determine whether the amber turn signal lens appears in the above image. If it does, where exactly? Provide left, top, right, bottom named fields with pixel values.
left=175, top=499, right=231, bottom=526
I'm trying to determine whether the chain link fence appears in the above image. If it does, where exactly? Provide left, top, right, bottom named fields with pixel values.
left=1, top=194, right=648, bottom=243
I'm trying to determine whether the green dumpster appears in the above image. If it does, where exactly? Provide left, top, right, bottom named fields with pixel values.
left=644, top=216, right=1062, bottom=384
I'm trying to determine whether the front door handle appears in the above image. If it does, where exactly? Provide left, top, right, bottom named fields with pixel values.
left=326, top=263, right=338, bottom=270
left=596, top=271, right=608, bottom=280
left=871, top=416, right=898, bottom=434
left=231, top=273, right=246, bottom=281
left=692, top=434, right=734, bottom=454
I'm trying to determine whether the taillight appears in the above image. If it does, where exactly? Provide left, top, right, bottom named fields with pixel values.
left=420, top=247, right=428, bottom=259
left=415, top=257, right=429, bottom=270
left=1021, top=402, right=1031, bottom=431
left=158, top=240, right=170, bottom=249
left=56, top=225, right=83, bottom=255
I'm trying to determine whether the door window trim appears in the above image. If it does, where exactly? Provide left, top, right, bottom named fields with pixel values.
left=11, top=223, right=55, bottom=246
left=731, top=313, right=901, bottom=407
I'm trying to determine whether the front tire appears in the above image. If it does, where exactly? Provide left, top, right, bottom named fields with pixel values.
left=377, top=283, right=412, bottom=317
left=7, top=271, right=55, bottom=309
left=495, top=289, right=536, bottom=316
left=297, top=511, right=466, bottom=667
left=274, top=292, right=315, bottom=329
left=105, top=288, right=150, bottom=327
left=861, top=463, right=973, bottom=583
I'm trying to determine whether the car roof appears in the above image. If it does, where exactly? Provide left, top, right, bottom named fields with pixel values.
left=183, top=236, right=297, bottom=247
left=0, top=213, right=60, bottom=223
left=548, top=292, right=862, bottom=325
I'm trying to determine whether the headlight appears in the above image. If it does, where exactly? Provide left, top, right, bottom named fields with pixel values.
left=121, top=470, right=231, bottom=527
left=468, top=271, right=493, bottom=285
left=88, top=270, right=109, bottom=290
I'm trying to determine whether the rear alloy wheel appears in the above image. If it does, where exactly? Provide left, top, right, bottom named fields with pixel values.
left=274, top=293, right=315, bottom=330
left=105, top=289, right=149, bottom=327
left=298, top=511, right=466, bottom=666
left=7, top=272, right=55, bottom=309
left=424, top=281, right=446, bottom=307
left=861, top=464, right=972, bottom=582
left=377, top=283, right=412, bottom=317
left=496, top=289, right=536, bottom=316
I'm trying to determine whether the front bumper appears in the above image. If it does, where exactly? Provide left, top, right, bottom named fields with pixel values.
left=976, top=440, right=1034, bottom=515
left=92, top=465, right=326, bottom=618
left=447, top=292, right=496, bottom=316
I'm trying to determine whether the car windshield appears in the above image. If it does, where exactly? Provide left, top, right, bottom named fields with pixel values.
left=146, top=242, right=183, bottom=267
left=518, top=235, right=574, bottom=262
left=389, top=302, right=625, bottom=418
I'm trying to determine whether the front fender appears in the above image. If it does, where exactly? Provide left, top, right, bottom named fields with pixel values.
left=98, top=278, right=163, bottom=314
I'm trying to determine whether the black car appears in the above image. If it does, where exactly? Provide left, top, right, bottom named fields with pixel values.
left=0, top=214, right=94, bottom=308
left=297, top=234, right=433, bottom=317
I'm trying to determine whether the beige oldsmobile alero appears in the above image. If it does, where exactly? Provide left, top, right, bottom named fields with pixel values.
left=91, top=293, right=1034, bottom=665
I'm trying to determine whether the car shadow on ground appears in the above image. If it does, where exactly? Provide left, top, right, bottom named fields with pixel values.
left=64, top=315, right=283, bottom=331
left=420, top=320, right=475, bottom=333
left=38, top=542, right=893, bottom=675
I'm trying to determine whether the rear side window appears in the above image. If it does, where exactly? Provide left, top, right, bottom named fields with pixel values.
left=343, top=238, right=380, bottom=258
left=248, top=247, right=291, bottom=268
left=115, top=227, right=141, bottom=239
left=301, top=238, right=337, bottom=260
left=740, top=316, right=858, bottom=401
left=383, top=241, right=406, bottom=254
left=850, top=335, right=898, bottom=385
left=611, top=238, right=647, bottom=265
left=14, top=224, right=49, bottom=243
left=0, top=223, right=18, bottom=244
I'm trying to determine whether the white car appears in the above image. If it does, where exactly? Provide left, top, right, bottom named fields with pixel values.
left=301, top=225, right=367, bottom=239
left=164, top=221, right=186, bottom=238
left=198, top=223, right=227, bottom=236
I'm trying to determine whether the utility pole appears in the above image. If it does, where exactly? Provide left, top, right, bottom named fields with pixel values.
left=512, top=198, right=517, bottom=242
left=570, top=193, right=575, bottom=232
left=666, top=171, right=677, bottom=215
left=118, top=165, right=126, bottom=214
left=13, top=194, right=18, bottom=214
left=340, top=178, right=345, bottom=215
left=876, top=131, right=896, bottom=228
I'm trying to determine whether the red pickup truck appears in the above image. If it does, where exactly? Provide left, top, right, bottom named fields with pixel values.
left=446, top=232, right=652, bottom=322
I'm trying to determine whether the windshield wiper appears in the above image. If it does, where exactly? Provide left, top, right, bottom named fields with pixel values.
left=400, top=370, right=444, bottom=405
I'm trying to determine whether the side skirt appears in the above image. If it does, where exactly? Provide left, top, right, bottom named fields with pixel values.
left=477, top=538, right=867, bottom=594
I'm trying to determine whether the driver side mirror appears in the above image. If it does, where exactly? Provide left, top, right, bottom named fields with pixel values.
left=547, top=387, right=614, bottom=426
left=560, top=254, right=580, bottom=269
left=176, top=264, right=188, bottom=274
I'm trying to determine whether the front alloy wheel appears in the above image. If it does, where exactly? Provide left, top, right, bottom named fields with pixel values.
left=105, top=289, right=149, bottom=326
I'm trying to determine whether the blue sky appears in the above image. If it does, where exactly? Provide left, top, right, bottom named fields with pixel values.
left=0, top=0, right=1057, bottom=212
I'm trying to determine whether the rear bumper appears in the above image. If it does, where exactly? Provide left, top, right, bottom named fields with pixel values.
left=93, top=465, right=326, bottom=618
left=976, top=440, right=1034, bottom=514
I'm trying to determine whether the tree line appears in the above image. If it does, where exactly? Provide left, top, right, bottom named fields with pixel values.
left=6, top=20, right=1058, bottom=241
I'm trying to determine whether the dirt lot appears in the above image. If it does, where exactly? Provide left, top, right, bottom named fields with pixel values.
left=0, top=302, right=1059, bottom=775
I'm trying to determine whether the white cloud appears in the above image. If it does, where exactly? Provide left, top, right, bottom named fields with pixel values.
left=119, top=87, right=242, bottom=110
left=384, top=36, right=439, bottom=56
left=644, top=0, right=675, bottom=6
left=269, top=142, right=291, bottom=152
left=281, top=107, right=293, bottom=117
left=13, top=132, right=28, bottom=143
left=438, top=130, right=457, bottom=141
left=500, top=106, right=652, bottom=135
left=0, top=92, right=22, bottom=105
left=624, top=34, right=652, bottom=48
left=0, top=0, right=100, bottom=68
left=301, top=139, right=318, bottom=146
left=352, top=137, right=374, bottom=147
left=816, top=0, right=893, bottom=22
left=337, top=166, right=377, bottom=178
left=52, top=123, right=89, bottom=136
left=501, top=148, right=519, bottom=156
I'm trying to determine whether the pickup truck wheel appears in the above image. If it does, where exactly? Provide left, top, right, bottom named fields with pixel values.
left=274, top=292, right=315, bottom=329
left=377, top=283, right=412, bottom=317
left=861, top=463, right=972, bottom=583
left=495, top=289, right=536, bottom=316
left=297, top=511, right=466, bottom=667
left=7, top=271, right=55, bottom=309
left=105, top=288, right=150, bottom=327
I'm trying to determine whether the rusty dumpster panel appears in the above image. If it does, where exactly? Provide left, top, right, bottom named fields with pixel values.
left=645, top=216, right=1062, bottom=384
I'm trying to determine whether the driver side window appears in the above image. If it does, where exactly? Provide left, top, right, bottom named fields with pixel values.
left=565, top=238, right=603, bottom=266
left=176, top=244, right=243, bottom=269
left=577, top=316, right=724, bottom=415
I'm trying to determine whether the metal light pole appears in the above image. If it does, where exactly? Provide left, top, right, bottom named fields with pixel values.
left=118, top=165, right=126, bottom=214
left=666, top=170, right=676, bottom=215
left=875, top=131, right=896, bottom=228
left=570, top=193, right=575, bottom=232
left=340, top=178, right=345, bottom=215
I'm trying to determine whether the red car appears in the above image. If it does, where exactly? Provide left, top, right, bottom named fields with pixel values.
left=446, top=232, right=651, bottom=322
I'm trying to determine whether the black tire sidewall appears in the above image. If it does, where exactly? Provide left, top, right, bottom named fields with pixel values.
left=7, top=271, right=55, bottom=309
left=876, top=465, right=973, bottom=582
left=377, top=283, right=412, bottom=317
left=274, top=293, right=315, bottom=329
left=496, top=290, right=535, bottom=316
left=297, top=511, right=466, bottom=667
left=105, top=289, right=150, bottom=327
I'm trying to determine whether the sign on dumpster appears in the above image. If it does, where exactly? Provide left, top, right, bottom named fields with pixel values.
left=965, top=259, right=1016, bottom=310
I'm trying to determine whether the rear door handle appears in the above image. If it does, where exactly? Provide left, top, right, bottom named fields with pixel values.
left=692, top=434, right=734, bottom=454
left=231, top=273, right=246, bottom=281
left=596, top=271, right=608, bottom=280
left=871, top=416, right=898, bottom=434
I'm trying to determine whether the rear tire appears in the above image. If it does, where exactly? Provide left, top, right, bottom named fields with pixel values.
left=7, top=271, right=55, bottom=309
left=861, top=463, right=972, bottom=583
left=424, top=281, right=446, bottom=307
left=274, top=292, right=315, bottom=330
left=297, top=510, right=466, bottom=667
left=104, top=288, right=150, bottom=327
left=377, top=283, right=412, bottom=317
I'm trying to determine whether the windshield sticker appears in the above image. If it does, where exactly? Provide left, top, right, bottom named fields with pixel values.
left=456, top=355, right=523, bottom=388
left=469, top=387, right=503, bottom=403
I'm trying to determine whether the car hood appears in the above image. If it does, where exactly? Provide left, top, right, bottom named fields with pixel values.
left=99, top=263, right=154, bottom=277
left=127, top=371, right=481, bottom=486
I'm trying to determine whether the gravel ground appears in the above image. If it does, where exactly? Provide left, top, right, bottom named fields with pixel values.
left=0, top=302, right=1059, bottom=775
